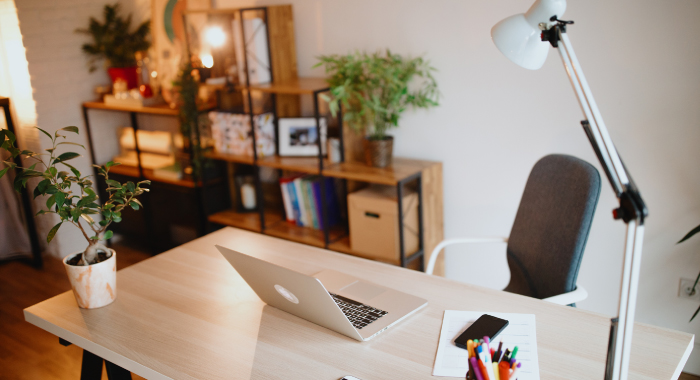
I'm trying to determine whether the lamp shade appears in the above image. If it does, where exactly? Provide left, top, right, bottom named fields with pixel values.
left=491, top=0, right=567, bottom=70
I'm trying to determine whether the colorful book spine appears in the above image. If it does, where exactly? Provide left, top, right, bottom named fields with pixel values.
left=288, top=179, right=303, bottom=226
left=292, top=177, right=308, bottom=227
left=279, top=181, right=294, bottom=222
left=311, top=180, right=324, bottom=229
left=302, top=178, right=319, bottom=229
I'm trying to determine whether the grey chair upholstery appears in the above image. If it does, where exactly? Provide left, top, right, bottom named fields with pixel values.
left=504, top=154, right=601, bottom=300
left=425, top=154, right=601, bottom=306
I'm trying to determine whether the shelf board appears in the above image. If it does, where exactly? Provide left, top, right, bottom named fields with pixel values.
left=265, top=220, right=345, bottom=248
left=257, top=156, right=324, bottom=174
left=83, top=100, right=215, bottom=116
left=242, top=77, right=329, bottom=95
left=322, top=158, right=438, bottom=185
left=328, top=236, right=412, bottom=266
left=204, top=151, right=255, bottom=165
left=208, top=209, right=268, bottom=232
left=108, top=164, right=199, bottom=188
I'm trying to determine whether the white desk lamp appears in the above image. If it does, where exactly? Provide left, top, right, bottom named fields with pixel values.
left=491, top=1, right=648, bottom=379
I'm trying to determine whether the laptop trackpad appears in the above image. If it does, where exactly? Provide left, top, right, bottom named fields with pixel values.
left=341, top=281, right=386, bottom=301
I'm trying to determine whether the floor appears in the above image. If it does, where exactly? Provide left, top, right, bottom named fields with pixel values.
left=1, top=239, right=698, bottom=380
left=0, top=238, right=149, bottom=380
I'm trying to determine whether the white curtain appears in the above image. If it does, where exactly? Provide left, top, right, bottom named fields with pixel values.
left=0, top=0, right=39, bottom=260
left=0, top=148, right=31, bottom=259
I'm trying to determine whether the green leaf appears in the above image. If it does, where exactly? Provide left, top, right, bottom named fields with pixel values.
left=129, top=200, right=141, bottom=210
left=103, top=230, right=113, bottom=240
left=46, top=194, right=56, bottom=209
left=48, top=167, right=57, bottom=177
left=99, top=219, right=109, bottom=226
left=126, top=181, right=135, bottom=193
left=70, top=208, right=80, bottom=222
left=53, top=152, right=80, bottom=164
left=47, top=222, right=61, bottom=243
left=80, top=214, right=95, bottom=225
left=106, top=179, right=122, bottom=188
left=0, top=166, right=11, bottom=180
left=112, top=215, right=122, bottom=223
left=59, top=126, right=79, bottom=134
left=63, top=163, right=81, bottom=177
left=56, top=141, right=85, bottom=150
left=36, top=127, right=53, bottom=142
left=679, top=224, right=700, bottom=244
left=34, top=179, right=51, bottom=198
left=55, top=191, right=65, bottom=209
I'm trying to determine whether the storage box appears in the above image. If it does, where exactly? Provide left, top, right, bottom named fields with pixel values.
left=348, top=186, right=419, bottom=264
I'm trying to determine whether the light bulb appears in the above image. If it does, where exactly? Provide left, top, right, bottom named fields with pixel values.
left=205, top=27, right=226, bottom=47
left=200, top=54, right=214, bottom=68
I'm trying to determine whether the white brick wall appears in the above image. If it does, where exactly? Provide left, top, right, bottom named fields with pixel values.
left=15, top=0, right=152, bottom=257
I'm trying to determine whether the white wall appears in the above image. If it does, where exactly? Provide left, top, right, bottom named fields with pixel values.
left=15, top=0, right=151, bottom=257
left=216, top=0, right=700, bottom=371
left=15, top=0, right=700, bottom=372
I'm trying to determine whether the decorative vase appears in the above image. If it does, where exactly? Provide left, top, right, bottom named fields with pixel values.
left=62, top=249, right=117, bottom=309
left=363, top=136, right=394, bottom=168
left=107, top=66, right=139, bottom=89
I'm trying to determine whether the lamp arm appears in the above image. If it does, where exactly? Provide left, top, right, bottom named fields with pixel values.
left=546, top=23, right=648, bottom=380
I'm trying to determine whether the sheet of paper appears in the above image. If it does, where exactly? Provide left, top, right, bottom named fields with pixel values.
left=432, top=311, right=540, bottom=379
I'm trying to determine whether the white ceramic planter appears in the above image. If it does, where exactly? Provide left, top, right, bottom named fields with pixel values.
left=62, top=249, right=117, bottom=309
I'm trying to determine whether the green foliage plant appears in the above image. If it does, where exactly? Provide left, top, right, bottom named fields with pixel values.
left=76, top=3, right=151, bottom=72
left=315, top=50, right=439, bottom=140
left=679, top=224, right=700, bottom=321
left=0, top=127, right=149, bottom=266
left=174, top=61, right=208, bottom=177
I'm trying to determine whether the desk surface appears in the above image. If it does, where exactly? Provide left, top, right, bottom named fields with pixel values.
left=25, top=228, right=693, bottom=379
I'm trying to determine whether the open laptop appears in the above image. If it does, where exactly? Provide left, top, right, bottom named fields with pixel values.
left=216, top=245, right=428, bottom=341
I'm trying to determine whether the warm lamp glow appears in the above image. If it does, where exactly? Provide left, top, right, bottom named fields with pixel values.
left=200, top=53, right=214, bottom=68
left=204, top=27, right=226, bottom=47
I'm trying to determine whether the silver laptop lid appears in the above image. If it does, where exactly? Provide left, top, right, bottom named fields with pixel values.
left=216, top=245, right=363, bottom=341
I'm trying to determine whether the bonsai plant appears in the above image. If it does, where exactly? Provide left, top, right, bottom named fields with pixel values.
left=315, top=50, right=439, bottom=167
left=76, top=3, right=151, bottom=89
left=0, top=126, right=149, bottom=309
left=679, top=224, right=700, bottom=321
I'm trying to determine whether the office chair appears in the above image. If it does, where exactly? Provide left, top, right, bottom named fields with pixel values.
left=426, top=154, right=601, bottom=306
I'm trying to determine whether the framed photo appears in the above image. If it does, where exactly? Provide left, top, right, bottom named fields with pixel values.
left=278, top=118, right=327, bottom=157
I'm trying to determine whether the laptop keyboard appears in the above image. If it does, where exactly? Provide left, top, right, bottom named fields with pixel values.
left=329, top=293, right=388, bottom=330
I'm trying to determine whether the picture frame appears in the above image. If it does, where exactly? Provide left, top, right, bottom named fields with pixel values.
left=278, top=118, right=327, bottom=157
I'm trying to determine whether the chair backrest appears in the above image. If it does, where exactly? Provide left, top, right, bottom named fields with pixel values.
left=504, top=154, right=601, bottom=300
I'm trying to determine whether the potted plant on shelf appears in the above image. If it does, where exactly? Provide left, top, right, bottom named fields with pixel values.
left=0, top=127, right=149, bottom=309
left=315, top=50, right=439, bottom=168
left=76, top=3, right=151, bottom=89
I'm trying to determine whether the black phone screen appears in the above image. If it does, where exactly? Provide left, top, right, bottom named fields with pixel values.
left=454, top=314, right=509, bottom=350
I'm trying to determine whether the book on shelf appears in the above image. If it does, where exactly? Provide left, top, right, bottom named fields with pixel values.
left=279, top=176, right=297, bottom=223
left=279, top=175, right=340, bottom=230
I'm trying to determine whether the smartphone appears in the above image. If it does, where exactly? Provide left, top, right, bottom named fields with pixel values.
left=454, top=314, right=509, bottom=350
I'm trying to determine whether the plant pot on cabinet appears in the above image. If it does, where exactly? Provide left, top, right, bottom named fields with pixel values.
left=107, top=67, right=139, bottom=89
left=363, top=136, right=394, bottom=168
left=63, top=249, right=117, bottom=309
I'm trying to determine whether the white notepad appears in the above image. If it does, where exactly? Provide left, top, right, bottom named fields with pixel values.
left=433, top=311, right=540, bottom=379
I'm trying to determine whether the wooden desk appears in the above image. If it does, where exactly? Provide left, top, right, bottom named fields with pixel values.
left=24, top=228, right=693, bottom=379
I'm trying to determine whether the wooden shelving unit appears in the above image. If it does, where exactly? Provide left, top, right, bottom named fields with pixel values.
left=185, top=5, right=444, bottom=270
left=81, top=101, right=228, bottom=253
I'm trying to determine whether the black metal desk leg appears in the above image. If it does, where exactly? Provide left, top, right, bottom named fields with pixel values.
left=80, top=350, right=103, bottom=380
left=105, top=360, right=132, bottom=380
